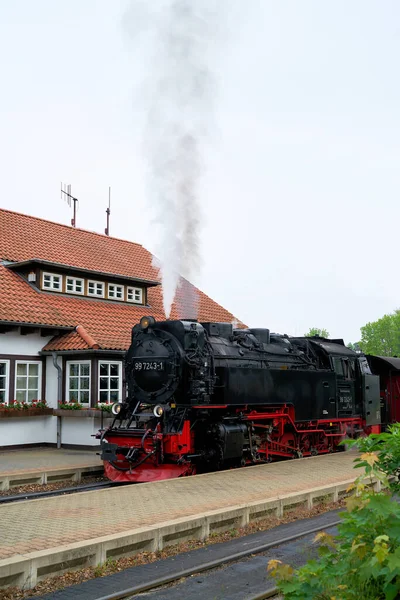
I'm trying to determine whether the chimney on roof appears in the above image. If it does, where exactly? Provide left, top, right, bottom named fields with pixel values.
left=105, top=186, right=111, bottom=236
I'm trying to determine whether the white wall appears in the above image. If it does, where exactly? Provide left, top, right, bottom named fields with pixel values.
left=60, top=415, right=113, bottom=446
left=0, top=416, right=56, bottom=446
left=0, top=330, right=52, bottom=355
left=0, top=415, right=113, bottom=448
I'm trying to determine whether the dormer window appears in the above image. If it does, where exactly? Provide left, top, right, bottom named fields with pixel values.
left=127, top=286, right=143, bottom=304
left=88, top=280, right=105, bottom=298
left=37, top=267, right=145, bottom=304
left=108, top=283, right=124, bottom=301
left=42, top=272, right=62, bottom=292
left=66, top=277, right=84, bottom=295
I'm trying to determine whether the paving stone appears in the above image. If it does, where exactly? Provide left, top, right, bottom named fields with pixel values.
left=0, top=448, right=102, bottom=476
left=0, top=451, right=358, bottom=561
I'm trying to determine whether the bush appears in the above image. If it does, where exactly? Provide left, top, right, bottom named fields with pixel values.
left=268, top=426, right=400, bottom=599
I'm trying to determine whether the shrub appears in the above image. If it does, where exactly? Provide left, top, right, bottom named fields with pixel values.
left=268, top=426, right=400, bottom=599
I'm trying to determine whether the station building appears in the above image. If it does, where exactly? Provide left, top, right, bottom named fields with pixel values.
left=0, top=208, right=243, bottom=449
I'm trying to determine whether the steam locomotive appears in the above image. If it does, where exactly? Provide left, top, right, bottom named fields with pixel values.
left=98, top=316, right=381, bottom=483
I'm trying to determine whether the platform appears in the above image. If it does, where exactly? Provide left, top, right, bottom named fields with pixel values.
left=0, top=448, right=103, bottom=490
left=0, top=450, right=362, bottom=590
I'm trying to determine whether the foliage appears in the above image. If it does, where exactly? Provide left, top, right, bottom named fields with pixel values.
left=58, top=400, right=83, bottom=410
left=305, top=328, right=329, bottom=338
left=0, top=399, right=48, bottom=410
left=269, top=427, right=400, bottom=599
left=347, top=342, right=361, bottom=352
left=94, top=403, right=113, bottom=413
left=344, top=423, right=400, bottom=493
left=359, top=310, right=400, bottom=357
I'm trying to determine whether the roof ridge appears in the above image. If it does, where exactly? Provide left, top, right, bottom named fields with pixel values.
left=75, top=325, right=100, bottom=349
left=0, top=207, right=146, bottom=250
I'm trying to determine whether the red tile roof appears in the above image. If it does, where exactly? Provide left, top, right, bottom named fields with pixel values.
left=0, top=208, right=159, bottom=282
left=0, top=209, right=245, bottom=350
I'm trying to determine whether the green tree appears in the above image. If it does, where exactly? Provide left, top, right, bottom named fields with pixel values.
left=359, top=311, right=400, bottom=356
left=304, top=327, right=329, bottom=338
left=347, top=342, right=361, bottom=352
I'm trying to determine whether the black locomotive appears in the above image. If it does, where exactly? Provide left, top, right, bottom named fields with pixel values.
left=99, top=316, right=381, bottom=483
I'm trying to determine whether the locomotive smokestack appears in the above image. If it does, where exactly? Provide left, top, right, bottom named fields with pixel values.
left=125, top=0, right=223, bottom=320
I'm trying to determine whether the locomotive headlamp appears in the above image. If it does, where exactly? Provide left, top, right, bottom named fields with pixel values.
left=153, top=404, right=164, bottom=418
left=140, top=316, right=156, bottom=330
left=111, top=402, right=123, bottom=416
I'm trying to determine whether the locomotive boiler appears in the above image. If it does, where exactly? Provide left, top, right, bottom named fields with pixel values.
left=98, top=316, right=381, bottom=483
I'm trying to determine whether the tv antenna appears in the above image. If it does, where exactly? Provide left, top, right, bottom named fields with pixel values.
left=105, top=187, right=111, bottom=236
left=61, top=183, right=79, bottom=227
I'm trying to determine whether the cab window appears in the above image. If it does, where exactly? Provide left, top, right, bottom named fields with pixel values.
left=342, top=358, right=355, bottom=380
left=332, top=357, right=344, bottom=376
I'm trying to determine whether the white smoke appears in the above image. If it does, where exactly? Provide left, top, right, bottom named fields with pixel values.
left=125, top=0, right=221, bottom=318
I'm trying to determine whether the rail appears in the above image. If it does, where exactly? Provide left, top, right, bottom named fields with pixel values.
left=91, top=515, right=341, bottom=600
left=0, top=481, right=118, bottom=504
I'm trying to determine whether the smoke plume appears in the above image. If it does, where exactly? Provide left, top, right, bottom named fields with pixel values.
left=126, top=0, right=220, bottom=319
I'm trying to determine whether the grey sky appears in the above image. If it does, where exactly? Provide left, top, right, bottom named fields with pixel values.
left=0, top=0, right=399, bottom=343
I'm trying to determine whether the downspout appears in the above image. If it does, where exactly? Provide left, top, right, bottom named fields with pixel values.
left=52, top=352, right=63, bottom=449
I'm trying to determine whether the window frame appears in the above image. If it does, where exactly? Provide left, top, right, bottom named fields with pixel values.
left=66, top=360, right=91, bottom=405
left=42, top=272, right=63, bottom=292
left=98, top=361, right=122, bottom=404
left=87, top=280, right=105, bottom=298
left=0, top=359, right=10, bottom=405
left=127, top=286, right=143, bottom=304
left=108, top=283, right=124, bottom=302
left=65, top=276, right=84, bottom=295
left=14, top=360, right=42, bottom=403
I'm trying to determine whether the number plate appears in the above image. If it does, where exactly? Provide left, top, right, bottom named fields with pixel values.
left=134, top=361, right=164, bottom=371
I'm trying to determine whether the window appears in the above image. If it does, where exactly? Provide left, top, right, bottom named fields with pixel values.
left=42, top=272, right=62, bottom=292
left=15, top=361, right=42, bottom=402
left=66, top=277, right=84, bottom=295
left=67, top=362, right=91, bottom=404
left=108, top=284, right=124, bottom=301
left=87, top=280, right=105, bottom=298
left=98, top=361, right=122, bottom=403
left=127, top=287, right=143, bottom=304
left=342, top=358, right=355, bottom=380
left=332, top=357, right=344, bottom=376
left=0, top=361, right=9, bottom=404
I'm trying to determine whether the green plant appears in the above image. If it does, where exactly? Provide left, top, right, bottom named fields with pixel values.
left=58, top=400, right=83, bottom=410
left=0, top=399, right=48, bottom=410
left=94, top=403, right=113, bottom=413
left=268, top=427, right=400, bottom=600
left=344, top=423, right=400, bottom=492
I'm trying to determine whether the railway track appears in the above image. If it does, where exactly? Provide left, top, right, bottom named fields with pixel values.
left=0, top=480, right=118, bottom=504
left=88, top=514, right=341, bottom=600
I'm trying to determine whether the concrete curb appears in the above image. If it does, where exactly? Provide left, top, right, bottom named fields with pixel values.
left=0, top=465, right=104, bottom=491
left=0, top=476, right=367, bottom=591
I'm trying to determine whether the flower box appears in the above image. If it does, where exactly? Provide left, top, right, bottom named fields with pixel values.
left=53, top=409, right=113, bottom=418
left=0, top=408, right=54, bottom=419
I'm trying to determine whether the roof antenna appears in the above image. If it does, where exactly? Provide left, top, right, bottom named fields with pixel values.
left=61, top=182, right=79, bottom=227
left=105, top=186, right=111, bottom=236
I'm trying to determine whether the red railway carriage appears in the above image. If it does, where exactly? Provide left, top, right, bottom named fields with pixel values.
left=97, top=318, right=381, bottom=483
left=366, top=355, right=400, bottom=427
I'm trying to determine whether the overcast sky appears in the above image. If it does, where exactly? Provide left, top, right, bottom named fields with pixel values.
left=1, top=0, right=399, bottom=343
